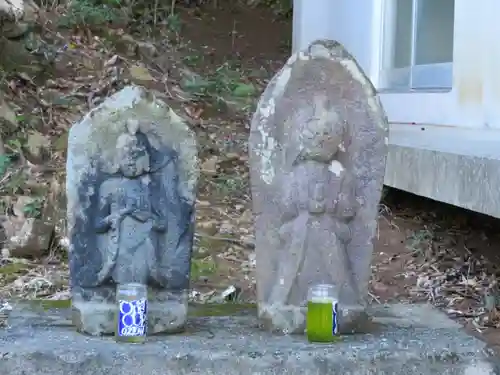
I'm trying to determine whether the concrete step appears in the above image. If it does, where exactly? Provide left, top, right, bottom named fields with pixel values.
left=0, top=303, right=497, bottom=374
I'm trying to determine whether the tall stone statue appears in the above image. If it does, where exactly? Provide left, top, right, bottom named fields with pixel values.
left=249, top=40, right=388, bottom=334
left=67, top=85, right=199, bottom=336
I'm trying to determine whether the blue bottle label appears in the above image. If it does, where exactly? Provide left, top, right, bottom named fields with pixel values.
left=332, top=301, right=338, bottom=335
left=118, top=298, right=147, bottom=337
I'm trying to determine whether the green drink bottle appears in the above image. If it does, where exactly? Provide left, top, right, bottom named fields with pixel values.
left=306, top=284, right=339, bottom=343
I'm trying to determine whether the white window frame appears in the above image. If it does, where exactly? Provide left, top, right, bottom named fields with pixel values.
left=379, top=0, right=454, bottom=91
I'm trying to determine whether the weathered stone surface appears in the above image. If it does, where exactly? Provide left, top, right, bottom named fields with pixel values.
left=0, top=0, right=38, bottom=39
left=249, top=40, right=388, bottom=334
left=67, top=85, right=199, bottom=336
left=0, top=196, right=54, bottom=258
left=0, top=303, right=497, bottom=374
left=0, top=37, right=45, bottom=75
left=0, top=176, right=66, bottom=259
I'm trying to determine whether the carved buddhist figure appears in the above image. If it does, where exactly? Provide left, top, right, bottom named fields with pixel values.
left=249, top=40, right=388, bottom=335
left=68, top=86, right=198, bottom=336
left=269, top=134, right=360, bottom=309
left=95, top=127, right=168, bottom=286
left=259, top=117, right=366, bottom=334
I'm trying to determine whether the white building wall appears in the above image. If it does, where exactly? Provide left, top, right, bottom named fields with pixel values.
left=292, top=0, right=377, bottom=77
left=292, top=0, right=500, bottom=132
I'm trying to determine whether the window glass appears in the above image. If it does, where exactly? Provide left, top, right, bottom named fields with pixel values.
left=415, top=0, right=455, bottom=65
left=393, top=0, right=413, bottom=68
left=381, top=0, right=455, bottom=90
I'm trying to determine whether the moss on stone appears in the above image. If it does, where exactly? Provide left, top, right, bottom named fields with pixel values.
left=24, top=299, right=256, bottom=317
left=27, top=299, right=72, bottom=310
left=0, top=262, right=30, bottom=275
left=188, top=302, right=257, bottom=317
left=0, top=262, right=31, bottom=283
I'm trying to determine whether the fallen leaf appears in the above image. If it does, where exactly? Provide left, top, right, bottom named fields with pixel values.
left=53, top=133, right=68, bottom=152
left=104, top=54, right=119, bottom=67
left=201, top=156, right=219, bottom=176
left=232, top=82, right=255, bottom=97
left=26, top=131, right=50, bottom=158
left=197, top=200, right=211, bottom=207
left=129, top=64, right=154, bottom=82
left=183, top=106, right=203, bottom=120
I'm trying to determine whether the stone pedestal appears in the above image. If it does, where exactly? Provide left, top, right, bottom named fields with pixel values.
left=71, top=292, right=188, bottom=336
left=1, top=303, right=497, bottom=375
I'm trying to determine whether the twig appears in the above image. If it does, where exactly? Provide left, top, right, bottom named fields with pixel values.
left=170, top=0, right=176, bottom=16
left=0, top=133, right=5, bottom=156
left=368, top=291, right=381, bottom=304
left=195, top=233, right=254, bottom=248
left=0, top=170, right=12, bottom=186
left=153, top=0, right=159, bottom=26
left=231, top=20, right=237, bottom=52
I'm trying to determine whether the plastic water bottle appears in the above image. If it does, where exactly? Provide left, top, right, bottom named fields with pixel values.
left=115, top=283, right=148, bottom=343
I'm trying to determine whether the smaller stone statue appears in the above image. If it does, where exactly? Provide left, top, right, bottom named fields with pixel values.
left=67, top=85, right=199, bottom=336
left=249, top=40, right=388, bottom=334
left=95, top=121, right=169, bottom=286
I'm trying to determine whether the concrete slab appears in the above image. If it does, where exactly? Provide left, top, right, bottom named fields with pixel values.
left=0, top=303, right=498, bottom=374
left=385, top=123, right=500, bottom=219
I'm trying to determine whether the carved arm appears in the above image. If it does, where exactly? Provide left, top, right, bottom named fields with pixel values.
left=129, top=210, right=150, bottom=223
left=95, top=194, right=112, bottom=233
left=95, top=193, right=133, bottom=232
left=335, top=172, right=358, bottom=220
left=307, top=181, right=327, bottom=213
left=151, top=203, right=167, bottom=232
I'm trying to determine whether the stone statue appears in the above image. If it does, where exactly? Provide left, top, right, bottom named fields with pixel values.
left=249, top=40, right=388, bottom=334
left=94, top=121, right=181, bottom=287
left=67, top=85, right=199, bottom=336
left=269, top=131, right=359, bottom=307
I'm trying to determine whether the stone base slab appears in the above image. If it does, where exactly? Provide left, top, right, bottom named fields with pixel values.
left=0, top=303, right=497, bottom=375
left=72, top=299, right=187, bottom=336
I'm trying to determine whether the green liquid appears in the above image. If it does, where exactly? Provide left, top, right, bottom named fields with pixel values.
left=306, top=301, right=339, bottom=343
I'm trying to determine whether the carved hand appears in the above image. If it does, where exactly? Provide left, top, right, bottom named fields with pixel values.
left=107, top=211, right=128, bottom=228
left=308, top=182, right=326, bottom=213
left=120, top=206, right=134, bottom=215
left=108, top=215, right=121, bottom=228
left=153, top=220, right=166, bottom=232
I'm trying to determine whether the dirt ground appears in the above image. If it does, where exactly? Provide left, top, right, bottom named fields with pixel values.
left=374, top=190, right=500, bottom=353
left=2, top=0, right=500, bottom=354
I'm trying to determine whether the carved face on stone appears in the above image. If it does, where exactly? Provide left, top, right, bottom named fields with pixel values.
left=290, top=99, right=344, bottom=164
left=297, top=131, right=343, bottom=164
left=116, top=134, right=150, bottom=178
